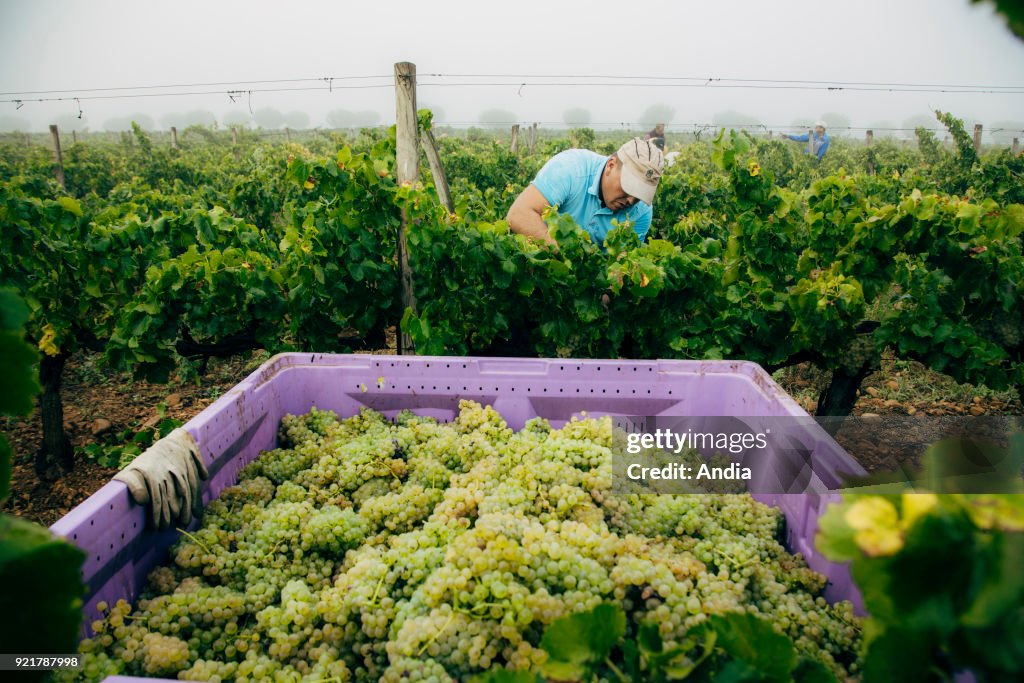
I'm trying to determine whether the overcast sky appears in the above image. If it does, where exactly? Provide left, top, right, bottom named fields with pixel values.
left=1, top=0, right=1023, bottom=138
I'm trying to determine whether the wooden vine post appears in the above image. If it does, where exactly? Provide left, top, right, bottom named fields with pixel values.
left=394, top=61, right=420, bottom=354
left=865, top=129, right=874, bottom=175
left=49, top=124, right=66, bottom=190
left=170, top=126, right=179, bottom=149
left=973, top=124, right=982, bottom=154
left=420, top=125, right=454, bottom=214
left=510, top=124, right=520, bottom=154
left=1013, top=137, right=1020, bottom=156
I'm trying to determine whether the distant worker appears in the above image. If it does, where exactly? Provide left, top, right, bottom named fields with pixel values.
left=782, top=121, right=830, bottom=161
left=506, top=137, right=664, bottom=246
left=644, top=123, right=666, bottom=150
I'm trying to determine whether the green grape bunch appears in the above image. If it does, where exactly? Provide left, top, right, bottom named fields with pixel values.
left=60, top=401, right=862, bottom=683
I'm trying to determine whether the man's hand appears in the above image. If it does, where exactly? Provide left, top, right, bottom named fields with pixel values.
left=506, top=184, right=557, bottom=246
left=114, top=428, right=209, bottom=529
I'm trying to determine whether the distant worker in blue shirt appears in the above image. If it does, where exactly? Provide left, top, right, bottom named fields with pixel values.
left=782, top=120, right=830, bottom=161
left=506, top=137, right=664, bottom=247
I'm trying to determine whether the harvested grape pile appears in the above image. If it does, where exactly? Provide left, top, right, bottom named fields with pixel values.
left=68, top=401, right=861, bottom=682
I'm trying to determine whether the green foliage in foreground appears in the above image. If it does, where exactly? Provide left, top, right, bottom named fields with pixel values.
left=0, top=289, right=85, bottom=681
left=818, top=434, right=1024, bottom=682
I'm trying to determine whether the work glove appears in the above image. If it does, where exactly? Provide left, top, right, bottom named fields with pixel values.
left=114, top=428, right=209, bottom=530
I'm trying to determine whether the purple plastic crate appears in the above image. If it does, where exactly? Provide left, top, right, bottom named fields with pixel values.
left=50, top=353, right=866, bottom=653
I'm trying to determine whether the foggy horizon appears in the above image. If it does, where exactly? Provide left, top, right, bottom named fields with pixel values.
left=1, top=0, right=1023, bottom=141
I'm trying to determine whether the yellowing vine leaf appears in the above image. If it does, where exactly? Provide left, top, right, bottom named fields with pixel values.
left=38, top=323, right=59, bottom=357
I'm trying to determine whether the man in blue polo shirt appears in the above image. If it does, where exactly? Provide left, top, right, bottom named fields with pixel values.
left=782, top=121, right=830, bottom=161
left=506, top=137, right=664, bottom=247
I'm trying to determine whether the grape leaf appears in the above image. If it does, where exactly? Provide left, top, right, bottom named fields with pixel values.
left=792, top=658, right=837, bottom=683
left=815, top=499, right=859, bottom=562
left=861, top=629, right=935, bottom=683
left=539, top=603, right=626, bottom=680
left=0, top=290, right=40, bottom=417
left=690, top=612, right=796, bottom=681
left=0, top=514, right=86, bottom=676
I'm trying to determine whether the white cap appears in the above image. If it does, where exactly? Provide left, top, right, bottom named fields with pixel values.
left=814, top=120, right=827, bottom=129
left=616, top=137, right=664, bottom=205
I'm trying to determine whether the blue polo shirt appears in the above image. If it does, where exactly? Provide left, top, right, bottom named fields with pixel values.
left=785, top=132, right=830, bottom=161
left=531, top=149, right=652, bottom=245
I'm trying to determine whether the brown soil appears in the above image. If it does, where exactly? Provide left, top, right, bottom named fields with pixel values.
left=2, top=351, right=1019, bottom=527
left=775, top=361, right=1021, bottom=477
left=2, top=352, right=267, bottom=526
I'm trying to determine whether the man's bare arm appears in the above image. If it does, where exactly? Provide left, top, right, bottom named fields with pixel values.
left=506, top=184, right=556, bottom=245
